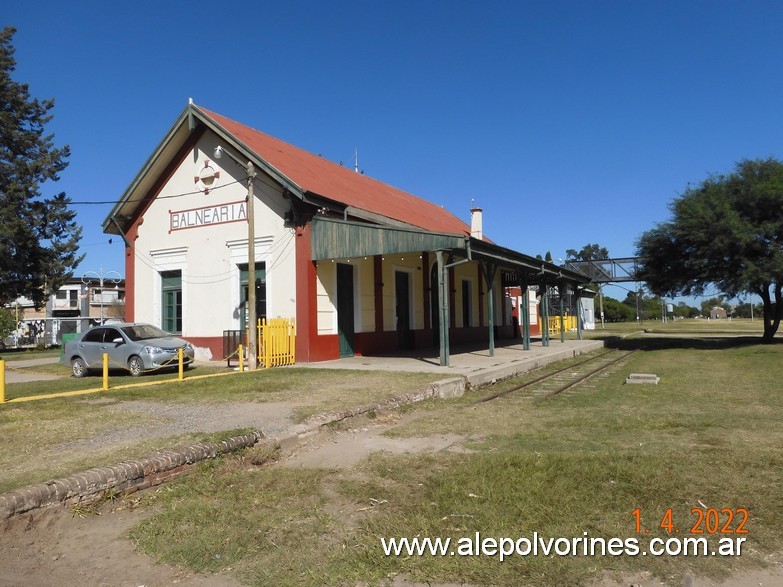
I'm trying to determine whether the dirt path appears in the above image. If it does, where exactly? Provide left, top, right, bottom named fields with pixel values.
left=0, top=503, right=242, bottom=587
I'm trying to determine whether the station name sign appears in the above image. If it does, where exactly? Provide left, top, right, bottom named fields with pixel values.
left=169, top=200, right=247, bottom=232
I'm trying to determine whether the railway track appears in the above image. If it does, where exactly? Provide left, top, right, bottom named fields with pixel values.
left=477, top=349, right=637, bottom=404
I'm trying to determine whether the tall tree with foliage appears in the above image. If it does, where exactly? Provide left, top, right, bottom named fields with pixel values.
left=565, top=243, right=609, bottom=263
left=565, top=243, right=611, bottom=288
left=637, top=158, right=783, bottom=342
left=0, top=306, right=16, bottom=342
left=0, top=26, right=82, bottom=308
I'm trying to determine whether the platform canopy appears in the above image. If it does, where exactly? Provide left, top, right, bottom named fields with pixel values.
left=311, top=216, right=588, bottom=286
left=311, top=216, right=590, bottom=365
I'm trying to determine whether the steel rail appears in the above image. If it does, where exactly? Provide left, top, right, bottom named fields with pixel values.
left=477, top=349, right=636, bottom=404
left=534, top=350, right=637, bottom=403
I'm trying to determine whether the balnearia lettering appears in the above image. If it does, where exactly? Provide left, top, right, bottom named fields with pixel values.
left=170, top=201, right=247, bottom=231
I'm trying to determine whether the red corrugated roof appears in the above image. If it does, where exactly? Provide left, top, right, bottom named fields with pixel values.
left=200, top=108, right=471, bottom=235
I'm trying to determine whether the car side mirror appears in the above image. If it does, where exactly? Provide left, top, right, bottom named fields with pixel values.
left=112, top=337, right=124, bottom=344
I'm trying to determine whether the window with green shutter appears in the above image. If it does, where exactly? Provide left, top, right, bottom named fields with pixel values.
left=161, top=270, right=182, bottom=334
left=238, top=263, right=266, bottom=329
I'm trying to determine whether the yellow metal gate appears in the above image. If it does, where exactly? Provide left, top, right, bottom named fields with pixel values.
left=540, top=315, right=578, bottom=334
left=258, top=318, right=296, bottom=368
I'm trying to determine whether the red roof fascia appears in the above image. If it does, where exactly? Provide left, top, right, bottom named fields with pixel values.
left=200, top=108, right=471, bottom=236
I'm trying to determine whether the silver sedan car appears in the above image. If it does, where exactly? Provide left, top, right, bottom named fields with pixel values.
left=64, top=323, right=195, bottom=377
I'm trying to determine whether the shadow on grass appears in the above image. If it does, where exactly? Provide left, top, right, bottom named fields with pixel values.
left=602, top=335, right=775, bottom=351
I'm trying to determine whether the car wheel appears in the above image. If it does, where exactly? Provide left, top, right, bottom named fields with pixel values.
left=128, top=355, right=144, bottom=377
left=71, top=357, right=88, bottom=378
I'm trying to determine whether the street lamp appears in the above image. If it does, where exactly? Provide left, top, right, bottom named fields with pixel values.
left=214, top=146, right=258, bottom=369
left=82, top=266, right=121, bottom=324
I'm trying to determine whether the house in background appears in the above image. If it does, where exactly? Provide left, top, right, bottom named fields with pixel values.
left=6, top=279, right=125, bottom=346
left=102, top=102, right=586, bottom=364
left=710, top=306, right=728, bottom=320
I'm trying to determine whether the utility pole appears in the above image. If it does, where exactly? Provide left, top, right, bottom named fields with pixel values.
left=247, top=161, right=258, bottom=370
left=598, top=284, right=605, bottom=328
left=635, top=284, right=641, bottom=324
left=213, top=146, right=259, bottom=369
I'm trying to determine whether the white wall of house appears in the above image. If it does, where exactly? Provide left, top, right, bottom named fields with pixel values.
left=315, top=257, right=374, bottom=335
left=316, top=261, right=336, bottom=335
left=356, top=257, right=374, bottom=332
left=132, top=133, right=297, bottom=339
left=382, top=254, right=424, bottom=331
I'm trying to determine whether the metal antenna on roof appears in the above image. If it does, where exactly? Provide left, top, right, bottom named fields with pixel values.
left=354, top=148, right=359, bottom=173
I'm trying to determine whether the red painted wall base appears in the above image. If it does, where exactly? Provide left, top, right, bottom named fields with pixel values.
left=185, top=328, right=519, bottom=365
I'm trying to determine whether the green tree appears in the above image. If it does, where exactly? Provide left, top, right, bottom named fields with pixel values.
left=632, top=293, right=665, bottom=320
left=0, top=27, right=82, bottom=308
left=674, top=301, right=700, bottom=319
left=602, top=296, right=634, bottom=322
left=637, top=158, right=783, bottom=342
left=0, top=307, right=15, bottom=342
left=621, top=290, right=667, bottom=320
left=565, top=243, right=609, bottom=263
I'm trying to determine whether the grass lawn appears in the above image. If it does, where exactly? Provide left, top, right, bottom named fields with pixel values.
left=129, top=336, right=783, bottom=586
left=0, top=367, right=443, bottom=492
left=0, top=347, right=62, bottom=361
left=579, top=317, right=766, bottom=338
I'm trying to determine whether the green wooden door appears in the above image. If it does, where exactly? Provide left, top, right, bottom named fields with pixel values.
left=337, top=263, right=355, bottom=357
left=395, top=270, right=413, bottom=350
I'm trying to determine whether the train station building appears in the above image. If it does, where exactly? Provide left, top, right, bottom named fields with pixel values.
left=103, top=102, right=588, bottom=364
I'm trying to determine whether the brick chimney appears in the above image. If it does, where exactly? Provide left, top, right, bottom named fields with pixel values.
left=470, top=206, right=483, bottom=240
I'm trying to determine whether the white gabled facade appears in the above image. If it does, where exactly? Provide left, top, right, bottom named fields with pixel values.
left=130, top=133, right=297, bottom=358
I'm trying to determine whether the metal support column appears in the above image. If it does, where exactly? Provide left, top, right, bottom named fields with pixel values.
left=576, top=291, right=583, bottom=340
left=482, top=262, right=497, bottom=358
left=559, top=282, right=566, bottom=343
left=520, top=279, right=531, bottom=351
left=436, top=250, right=449, bottom=367
left=541, top=286, right=549, bottom=347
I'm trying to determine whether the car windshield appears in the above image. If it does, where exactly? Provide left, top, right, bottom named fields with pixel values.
left=121, top=324, right=170, bottom=341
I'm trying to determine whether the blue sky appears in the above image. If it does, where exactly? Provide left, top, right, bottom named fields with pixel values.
left=5, top=1, right=782, bottom=305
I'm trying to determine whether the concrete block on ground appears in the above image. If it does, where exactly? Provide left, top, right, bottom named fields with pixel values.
left=431, top=377, right=465, bottom=398
left=625, top=373, right=660, bottom=385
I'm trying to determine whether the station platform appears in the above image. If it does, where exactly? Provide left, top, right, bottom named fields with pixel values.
left=298, top=338, right=605, bottom=387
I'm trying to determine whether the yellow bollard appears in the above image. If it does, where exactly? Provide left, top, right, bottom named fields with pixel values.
left=178, top=348, right=184, bottom=381
left=0, top=359, right=5, bottom=403
left=102, top=353, right=109, bottom=391
left=238, top=344, right=244, bottom=372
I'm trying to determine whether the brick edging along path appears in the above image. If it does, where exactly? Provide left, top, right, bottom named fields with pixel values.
left=0, top=432, right=263, bottom=519
left=0, top=375, right=467, bottom=519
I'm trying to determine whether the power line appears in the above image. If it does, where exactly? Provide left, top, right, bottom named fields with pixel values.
left=68, top=177, right=247, bottom=205
left=70, top=168, right=291, bottom=207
